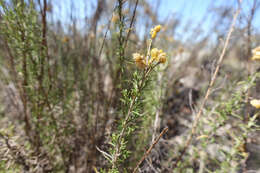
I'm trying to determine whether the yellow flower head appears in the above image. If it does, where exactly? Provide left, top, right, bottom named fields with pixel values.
left=133, top=53, right=147, bottom=69
left=151, top=48, right=159, bottom=60
left=150, top=48, right=167, bottom=64
left=150, top=30, right=157, bottom=39
left=250, top=99, right=260, bottom=109
left=158, top=52, right=167, bottom=64
left=150, top=25, right=162, bottom=39
left=251, top=46, right=260, bottom=60
left=154, top=25, right=161, bottom=32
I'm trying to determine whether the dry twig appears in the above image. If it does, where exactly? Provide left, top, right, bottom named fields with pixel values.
left=133, top=127, right=168, bottom=173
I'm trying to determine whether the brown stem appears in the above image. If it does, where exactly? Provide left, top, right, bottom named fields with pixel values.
left=123, top=0, right=139, bottom=50
left=133, top=127, right=168, bottom=173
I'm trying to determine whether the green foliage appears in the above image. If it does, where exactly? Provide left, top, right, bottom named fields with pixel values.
left=190, top=72, right=260, bottom=172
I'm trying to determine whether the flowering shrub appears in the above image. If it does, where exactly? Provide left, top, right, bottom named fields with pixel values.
left=104, top=25, right=167, bottom=172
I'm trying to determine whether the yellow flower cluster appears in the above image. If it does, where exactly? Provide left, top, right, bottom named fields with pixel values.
left=133, top=25, right=166, bottom=69
left=251, top=46, right=260, bottom=60
left=250, top=99, right=260, bottom=109
left=150, top=25, right=161, bottom=39
left=133, top=53, right=147, bottom=69
left=133, top=48, right=167, bottom=69
left=150, top=48, right=166, bottom=64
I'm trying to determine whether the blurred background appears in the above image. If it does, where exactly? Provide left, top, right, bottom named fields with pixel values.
left=1, top=0, right=260, bottom=172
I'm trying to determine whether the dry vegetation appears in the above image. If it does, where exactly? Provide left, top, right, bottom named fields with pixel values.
left=0, top=0, right=260, bottom=173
